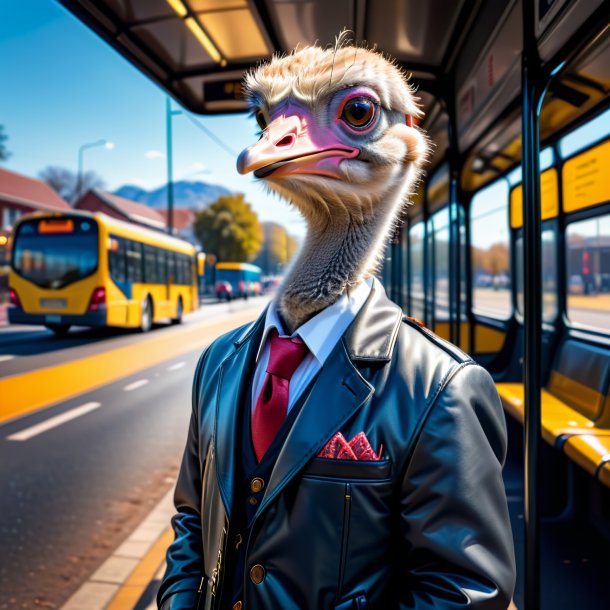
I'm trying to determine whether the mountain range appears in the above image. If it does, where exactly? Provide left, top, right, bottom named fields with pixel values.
left=114, top=180, right=232, bottom=211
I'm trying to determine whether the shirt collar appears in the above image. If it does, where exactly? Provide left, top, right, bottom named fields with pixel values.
left=256, top=278, right=373, bottom=365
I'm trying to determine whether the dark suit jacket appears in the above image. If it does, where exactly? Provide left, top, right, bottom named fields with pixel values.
left=157, top=282, right=516, bottom=610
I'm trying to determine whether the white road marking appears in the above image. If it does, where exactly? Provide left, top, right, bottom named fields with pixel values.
left=167, top=361, right=186, bottom=371
left=123, top=379, right=149, bottom=392
left=0, top=355, right=15, bottom=362
left=7, top=402, right=101, bottom=442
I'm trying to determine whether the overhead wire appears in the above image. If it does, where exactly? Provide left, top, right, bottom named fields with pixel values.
left=181, top=111, right=238, bottom=158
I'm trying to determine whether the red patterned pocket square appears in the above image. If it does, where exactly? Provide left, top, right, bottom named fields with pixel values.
left=318, top=432, right=383, bottom=461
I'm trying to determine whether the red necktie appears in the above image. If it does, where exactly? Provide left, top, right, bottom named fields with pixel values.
left=252, top=329, right=309, bottom=462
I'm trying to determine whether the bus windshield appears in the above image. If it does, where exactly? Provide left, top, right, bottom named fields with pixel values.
left=12, top=218, right=99, bottom=289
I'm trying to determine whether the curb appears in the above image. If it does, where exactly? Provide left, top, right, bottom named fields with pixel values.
left=60, top=486, right=175, bottom=610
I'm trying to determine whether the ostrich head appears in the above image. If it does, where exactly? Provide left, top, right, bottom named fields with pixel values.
left=237, top=35, right=429, bottom=332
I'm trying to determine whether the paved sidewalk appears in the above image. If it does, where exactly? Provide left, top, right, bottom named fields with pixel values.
left=60, top=485, right=175, bottom=610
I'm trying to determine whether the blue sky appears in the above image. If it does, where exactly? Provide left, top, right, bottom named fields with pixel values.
left=0, top=0, right=305, bottom=236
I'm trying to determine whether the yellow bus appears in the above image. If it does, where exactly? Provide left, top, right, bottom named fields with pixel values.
left=8, top=211, right=198, bottom=334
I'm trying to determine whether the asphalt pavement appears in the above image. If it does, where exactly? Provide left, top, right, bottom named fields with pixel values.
left=0, top=297, right=268, bottom=610
left=0, top=297, right=267, bottom=378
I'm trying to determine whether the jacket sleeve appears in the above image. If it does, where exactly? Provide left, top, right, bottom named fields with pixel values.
left=157, top=350, right=209, bottom=610
left=398, top=362, right=516, bottom=610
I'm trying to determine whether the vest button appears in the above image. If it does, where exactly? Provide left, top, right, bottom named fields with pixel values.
left=232, top=602, right=243, bottom=610
left=248, top=496, right=258, bottom=505
left=250, top=564, right=266, bottom=584
left=250, top=477, right=265, bottom=493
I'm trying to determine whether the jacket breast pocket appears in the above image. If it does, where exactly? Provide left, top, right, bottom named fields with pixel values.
left=302, top=457, right=391, bottom=481
left=299, top=459, right=393, bottom=606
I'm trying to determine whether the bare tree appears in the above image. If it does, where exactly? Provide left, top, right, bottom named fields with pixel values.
left=0, top=125, right=10, bottom=162
left=39, top=166, right=105, bottom=204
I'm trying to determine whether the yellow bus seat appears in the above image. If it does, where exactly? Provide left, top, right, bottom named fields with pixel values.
left=495, top=383, right=598, bottom=446
left=496, top=340, right=610, bottom=485
left=563, top=435, right=610, bottom=488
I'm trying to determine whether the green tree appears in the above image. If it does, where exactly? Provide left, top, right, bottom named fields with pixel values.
left=194, top=194, right=262, bottom=262
left=254, top=221, right=300, bottom=274
left=0, top=125, right=10, bottom=162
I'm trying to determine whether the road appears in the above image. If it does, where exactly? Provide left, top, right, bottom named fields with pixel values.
left=473, top=289, right=610, bottom=330
left=0, top=297, right=268, bottom=610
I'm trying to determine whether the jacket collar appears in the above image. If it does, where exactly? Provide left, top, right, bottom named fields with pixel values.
left=234, top=277, right=402, bottom=361
left=342, top=277, right=403, bottom=362
left=215, top=279, right=402, bottom=519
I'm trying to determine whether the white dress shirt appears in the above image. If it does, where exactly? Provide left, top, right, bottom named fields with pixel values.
left=251, top=278, right=373, bottom=413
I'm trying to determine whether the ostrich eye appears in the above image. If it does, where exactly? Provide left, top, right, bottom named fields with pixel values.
left=341, top=97, right=376, bottom=129
left=255, top=110, right=267, bottom=131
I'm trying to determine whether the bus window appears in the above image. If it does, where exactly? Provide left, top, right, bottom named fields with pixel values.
left=166, top=251, right=175, bottom=283
left=12, top=218, right=98, bottom=289
left=409, top=222, right=424, bottom=320
left=470, top=179, right=511, bottom=319
left=566, top=214, right=610, bottom=331
left=515, top=228, right=557, bottom=322
left=560, top=107, right=610, bottom=159
left=109, top=235, right=126, bottom=283
left=126, top=240, right=143, bottom=283
left=432, top=208, right=449, bottom=320
left=144, top=245, right=157, bottom=284
left=157, top=249, right=168, bottom=284
left=176, top=254, right=188, bottom=285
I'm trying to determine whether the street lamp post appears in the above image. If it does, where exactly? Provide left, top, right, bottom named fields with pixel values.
left=76, top=139, right=114, bottom=204
left=166, top=96, right=183, bottom=235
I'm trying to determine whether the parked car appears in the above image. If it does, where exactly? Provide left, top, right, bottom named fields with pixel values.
left=215, top=280, right=233, bottom=301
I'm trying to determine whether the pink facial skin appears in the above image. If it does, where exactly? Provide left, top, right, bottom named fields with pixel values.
left=237, top=101, right=360, bottom=180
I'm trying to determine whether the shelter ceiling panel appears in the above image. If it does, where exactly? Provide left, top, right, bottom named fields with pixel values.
left=103, top=0, right=176, bottom=22
left=117, top=33, right=169, bottom=80
left=572, top=33, right=610, bottom=89
left=456, top=2, right=521, bottom=146
left=190, top=0, right=248, bottom=10
left=537, top=0, right=604, bottom=62
left=131, top=19, right=217, bottom=70
left=200, top=7, right=271, bottom=59
left=365, top=0, right=466, bottom=66
left=264, top=0, right=355, bottom=51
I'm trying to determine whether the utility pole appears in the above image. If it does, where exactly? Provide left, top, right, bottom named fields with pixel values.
left=166, top=96, right=176, bottom=234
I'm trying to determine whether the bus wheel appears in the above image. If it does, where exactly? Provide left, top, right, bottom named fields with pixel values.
left=46, top=323, right=71, bottom=336
left=140, top=297, right=153, bottom=332
left=171, top=298, right=183, bottom=325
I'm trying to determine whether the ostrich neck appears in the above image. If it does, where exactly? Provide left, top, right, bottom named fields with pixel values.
left=277, top=211, right=386, bottom=333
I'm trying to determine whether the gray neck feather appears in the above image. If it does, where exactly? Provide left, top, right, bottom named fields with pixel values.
left=276, top=206, right=390, bottom=333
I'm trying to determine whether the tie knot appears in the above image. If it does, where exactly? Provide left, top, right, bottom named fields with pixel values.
left=266, top=329, right=309, bottom=380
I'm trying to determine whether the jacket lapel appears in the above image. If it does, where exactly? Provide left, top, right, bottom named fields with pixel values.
left=214, top=311, right=266, bottom=518
left=256, top=340, right=374, bottom=518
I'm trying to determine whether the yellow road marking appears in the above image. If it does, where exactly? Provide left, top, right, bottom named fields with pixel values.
left=0, top=309, right=259, bottom=425
left=105, top=528, right=173, bottom=610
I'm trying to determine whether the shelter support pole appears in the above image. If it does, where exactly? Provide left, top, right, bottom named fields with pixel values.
left=447, top=84, right=461, bottom=347
left=521, top=1, right=543, bottom=608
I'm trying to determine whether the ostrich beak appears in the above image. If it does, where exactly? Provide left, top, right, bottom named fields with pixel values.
left=237, top=113, right=359, bottom=179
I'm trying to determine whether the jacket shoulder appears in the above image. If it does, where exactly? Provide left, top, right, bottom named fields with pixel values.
left=199, top=321, right=253, bottom=365
left=399, top=316, right=473, bottom=366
